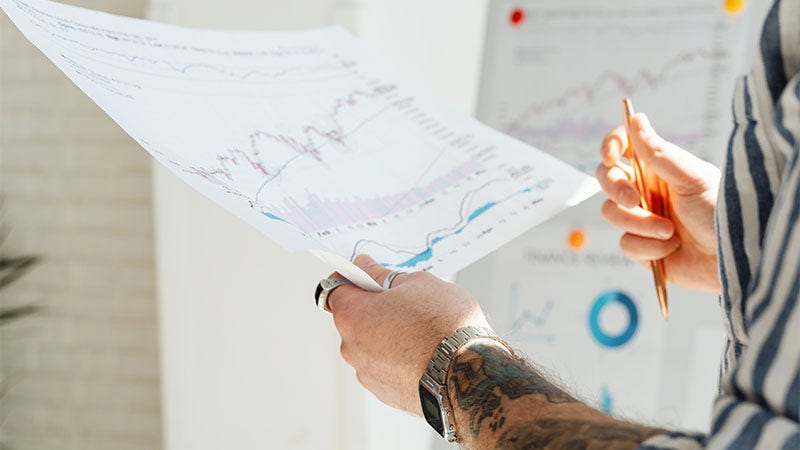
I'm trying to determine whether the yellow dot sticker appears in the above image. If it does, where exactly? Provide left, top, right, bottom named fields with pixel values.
left=724, top=0, right=745, bottom=14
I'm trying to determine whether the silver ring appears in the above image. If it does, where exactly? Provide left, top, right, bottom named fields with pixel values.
left=382, top=270, right=406, bottom=290
left=315, top=278, right=353, bottom=313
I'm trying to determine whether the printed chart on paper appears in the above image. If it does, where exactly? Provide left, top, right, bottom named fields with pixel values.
left=0, top=0, right=597, bottom=286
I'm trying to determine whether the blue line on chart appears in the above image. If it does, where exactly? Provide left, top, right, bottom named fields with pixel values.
left=263, top=212, right=290, bottom=223
left=507, top=282, right=556, bottom=343
left=390, top=186, right=534, bottom=268
left=509, top=301, right=554, bottom=334
left=348, top=178, right=506, bottom=260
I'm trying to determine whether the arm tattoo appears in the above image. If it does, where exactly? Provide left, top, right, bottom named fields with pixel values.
left=497, top=419, right=661, bottom=450
left=447, top=342, right=663, bottom=448
left=447, top=341, right=576, bottom=437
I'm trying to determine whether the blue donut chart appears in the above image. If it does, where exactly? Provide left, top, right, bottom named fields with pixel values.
left=589, top=290, right=638, bottom=348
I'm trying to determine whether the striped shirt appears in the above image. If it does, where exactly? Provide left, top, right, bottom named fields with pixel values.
left=640, top=1, right=800, bottom=449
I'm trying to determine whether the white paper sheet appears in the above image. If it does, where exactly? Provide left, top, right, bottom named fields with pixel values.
left=1, top=0, right=598, bottom=290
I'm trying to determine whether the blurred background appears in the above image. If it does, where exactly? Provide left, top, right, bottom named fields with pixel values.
left=0, top=1, right=772, bottom=450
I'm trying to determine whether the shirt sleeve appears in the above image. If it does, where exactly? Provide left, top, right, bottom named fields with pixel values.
left=639, top=0, right=800, bottom=446
left=638, top=138, right=800, bottom=447
left=637, top=65, right=800, bottom=450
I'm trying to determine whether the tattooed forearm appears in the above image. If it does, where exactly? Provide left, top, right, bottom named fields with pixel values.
left=447, top=341, right=576, bottom=437
left=497, top=419, right=663, bottom=450
left=446, top=340, right=664, bottom=449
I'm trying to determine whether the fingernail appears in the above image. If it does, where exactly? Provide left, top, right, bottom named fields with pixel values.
left=636, top=114, right=653, bottom=136
left=607, top=137, right=620, bottom=155
left=620, top=188, right=639, bottom=207
left=657, top=223, right=674, bottom=239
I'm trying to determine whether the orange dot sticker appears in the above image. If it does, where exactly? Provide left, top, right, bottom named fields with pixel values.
left=568, top=229, right=587, bottom=251
left=509, top=8, right=525, bottom=26
left=724, top=0, right=745, bottom=14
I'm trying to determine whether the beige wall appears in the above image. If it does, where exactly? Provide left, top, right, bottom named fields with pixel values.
left=0, top=1, right=162, bottom=449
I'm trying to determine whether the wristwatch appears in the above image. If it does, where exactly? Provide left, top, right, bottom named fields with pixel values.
left=418, top=325, right=512, bottom=442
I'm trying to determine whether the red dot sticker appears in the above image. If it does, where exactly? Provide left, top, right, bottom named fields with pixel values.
left=510, top=8, right=525, bottom=26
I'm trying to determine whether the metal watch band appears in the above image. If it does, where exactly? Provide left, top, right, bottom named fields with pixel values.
left=420, top=325, right=513, bottom=443
left=425, top=325, right=509, bottom=386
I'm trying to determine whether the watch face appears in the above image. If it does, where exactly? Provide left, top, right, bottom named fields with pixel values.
left=419, top=384, right=445, bottom=436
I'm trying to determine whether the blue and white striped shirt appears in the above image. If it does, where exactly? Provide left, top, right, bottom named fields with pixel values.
left=641, top=1, right=800, bottom=448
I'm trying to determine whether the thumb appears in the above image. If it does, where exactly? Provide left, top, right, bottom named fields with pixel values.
left=629, top=113, right=712, bottom=195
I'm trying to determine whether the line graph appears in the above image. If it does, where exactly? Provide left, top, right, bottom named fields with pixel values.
left=506, top=282, right=556, bottom=343
left=251, top=102, right=396, bottom=203
left=268, top=160, right=480, bottom=233
left=347, top=169, right=552, bottom=266
left=166, top=83, right=490, bottom=238
left=479, top=0, right=740, bottom=171
left=508, top=117, right=707, bottom=152
left=1, top=0, right=597, bottom=279
left=138, top=62, right=568, bottom=269
left=505, top=49, right=717, bottom=133
left=168, top=76, right=554, bottom=257
left=181, top=87, right=383, bottom=203
left=379, top=186, right=532, bottom=268
left=16, top=0, right=355, bottom=82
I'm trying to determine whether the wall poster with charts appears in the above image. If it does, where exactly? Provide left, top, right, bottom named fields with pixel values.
left=457, top=0, right=760, bottom=433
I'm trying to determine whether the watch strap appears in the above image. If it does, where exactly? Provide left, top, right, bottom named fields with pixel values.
left=425, top=325, right=508, bottom=386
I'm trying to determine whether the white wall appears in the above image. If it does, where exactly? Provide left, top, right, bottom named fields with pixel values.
left=352, top=0, right=488, bottom=114
left=148, top=1, right=487, bottom=449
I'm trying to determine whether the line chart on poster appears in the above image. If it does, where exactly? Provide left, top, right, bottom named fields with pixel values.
left=479, top=0, right=742, bottom=172
left=499, top=48, right=721, bottom=169
left=504, top=49, right=716, bottom=132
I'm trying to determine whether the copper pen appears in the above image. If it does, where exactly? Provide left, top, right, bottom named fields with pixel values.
left=622, top=98, right=670, bottom=319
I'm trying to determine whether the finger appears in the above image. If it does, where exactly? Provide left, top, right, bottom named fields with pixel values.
left=353, top=254, right=401, bottom=288
left=629, top=114, right=714, bottom=195
left=601, top=200, right=675, bottom=239
left=325, top=271, right=369, bottom=315
left=600, top=126, right=629, bottom=167
left=596, top=163, right=639, bottom=208
left=619, top=233, right=681, bottom=261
